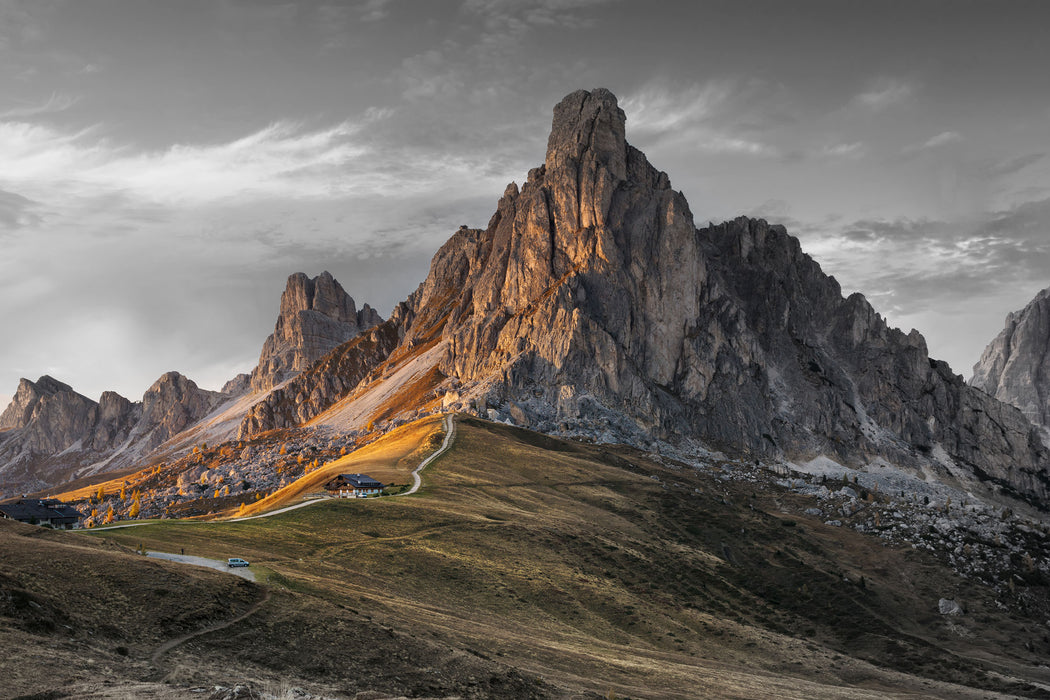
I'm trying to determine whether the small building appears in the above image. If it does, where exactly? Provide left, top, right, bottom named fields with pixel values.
left=0, top=499, right=83, bottom=529
left=323, top=473, right=385, bottom=498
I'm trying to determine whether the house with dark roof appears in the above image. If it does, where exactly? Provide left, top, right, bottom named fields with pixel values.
left=323, top=473, right=385, bottom=498
left=0, top=499, right=83, bottom=529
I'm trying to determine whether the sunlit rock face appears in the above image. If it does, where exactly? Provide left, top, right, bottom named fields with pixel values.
left=7, top=88, right=1048, bottom=509
left=251, top=88, right=1050, bottom=504
left=248, top=271, right=381, bottom=393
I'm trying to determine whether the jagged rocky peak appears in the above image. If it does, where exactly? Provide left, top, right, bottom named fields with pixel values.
left=221, top=373, right=251, bottom=396
left=0, top=376, right=74, bottom=430
left=249, top=271, right=382, bottom=392
left=229, top=87, right=1050, bottom=507
left=422, top=87, right=699, bottom=395
left=0, top=376, right=100, bottom=454
left=138, top=371, right=224, bottom=450
left=971, top=286, right=1050, bottom=426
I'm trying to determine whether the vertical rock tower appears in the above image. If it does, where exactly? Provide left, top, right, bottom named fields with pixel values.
left=249, top=271, right=381, bottom=392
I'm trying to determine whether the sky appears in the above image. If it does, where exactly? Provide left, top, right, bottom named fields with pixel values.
left=3, top=0, right=1050, bottom=408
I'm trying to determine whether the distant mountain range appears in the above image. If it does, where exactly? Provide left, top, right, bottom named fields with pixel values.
left=3, top=88, right=1049, bottom=510
left=0, top=271, right=379, bottom=497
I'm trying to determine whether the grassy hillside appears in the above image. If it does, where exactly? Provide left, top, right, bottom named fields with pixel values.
left=234, top=415, right=444, bottom=517
left=72, top=416, right=1050, bottom=699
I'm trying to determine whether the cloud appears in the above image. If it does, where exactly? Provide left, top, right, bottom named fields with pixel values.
left=0, top=114, right=490, bottom=207
left=622, top=80, right=786, bottom=159
left=820, top=141, right=865, bottom=159
left=0, top=92, right=78, bottom=119
left=0, top=187, right=41, bottom=230
left=805, top=196, right=1050, bottom=317
left=920, top=130, right=962, bottom=150
left=852, top=77, right=915, bottom=110
left=621, top=81, right=733, bottom=134
left=988, top=152, right=1044, bottom=178
left=359, top=0, right=395, bottom=22
left=899, top=130, right=963, bottom=159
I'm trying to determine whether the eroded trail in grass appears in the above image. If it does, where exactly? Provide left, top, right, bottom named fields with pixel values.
left=149, top=588, right=272, bottom=674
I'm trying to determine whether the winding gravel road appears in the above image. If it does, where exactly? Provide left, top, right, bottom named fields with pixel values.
left=94, top=413, right=457, bottom=532
left=146, top=551, right=256, bottom=580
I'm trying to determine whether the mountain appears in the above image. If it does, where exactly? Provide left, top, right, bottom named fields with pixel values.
left=4, top=89, right=1049, bottom=509
left=0, top=372, right=223, bottom=497
left=971, top=286, right=1050, bottom=428
left=241, top=88, right=1050, bottom=507
left=0, top=271, right=379, bottom=497
left=249, top=270, right=381, bottom=392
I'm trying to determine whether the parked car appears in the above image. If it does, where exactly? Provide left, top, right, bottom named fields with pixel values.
left=227, top=557, right=250, bottom=567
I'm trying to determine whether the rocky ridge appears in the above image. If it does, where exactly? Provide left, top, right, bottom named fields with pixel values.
left=248, top=271, right=381, bottom=393
left=240, top=88, right=1050, bottom=507
left=4, top=89, right=1050, bottom=511
left=970, top=286, right=1050, bottom=429
left=0, top=373, right=224, bottom=498
left=0, top=271, right=381, bottom=497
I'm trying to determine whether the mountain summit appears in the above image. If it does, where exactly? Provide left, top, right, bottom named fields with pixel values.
left=2, top=89, right=1048, bottom=507
left=242, top=88, right=1050, bottom=506
left=249, top=271, right=381, bottom=392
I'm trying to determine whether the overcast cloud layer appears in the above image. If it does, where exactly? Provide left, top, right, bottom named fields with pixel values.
left=3, top=0, right=1050, bottom=408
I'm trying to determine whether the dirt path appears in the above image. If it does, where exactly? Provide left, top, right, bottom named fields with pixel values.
left=149, top=588, right=271, bottom=675
left=400, top=413, right=455, bottom=496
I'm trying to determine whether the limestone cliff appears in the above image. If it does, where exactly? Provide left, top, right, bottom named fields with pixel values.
left=248, top=271, right=381, bottom=392
left=242, top=88, right=1050, bottom=505
left=971, top=287, right=1050, bottom=428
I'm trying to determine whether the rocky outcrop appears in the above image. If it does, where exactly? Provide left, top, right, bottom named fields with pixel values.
left=0, top=270, right=378, bottom=494
left=221, top=373, right=251, bottom=397
left=382, top=88, right=1048, bottom=505
left=248, top=271, right=381, bottom=392
left=0, top=377, right=106, bottom=454
left=971, top=287, right=1050, bottom=427
left=0, top=372, right=223, bottom=498
left=227, top=88, right=1050, bottom=506
left=238, top=322, right=400, bottom=438
left=136, top=372, right=225, bottom=450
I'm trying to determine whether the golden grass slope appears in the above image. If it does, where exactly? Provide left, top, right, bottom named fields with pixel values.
left=232, top=414, right=446, bottom=517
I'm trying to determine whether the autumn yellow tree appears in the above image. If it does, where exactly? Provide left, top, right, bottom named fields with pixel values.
left=104, top=506, right=115, bottom=524
left=96, top=485, right=105, bottom=501
left=129, top=495, right=141, bottom=518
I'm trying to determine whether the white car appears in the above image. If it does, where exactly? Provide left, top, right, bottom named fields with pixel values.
left=227, top=557, right=250, bottom=567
